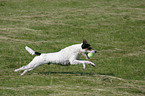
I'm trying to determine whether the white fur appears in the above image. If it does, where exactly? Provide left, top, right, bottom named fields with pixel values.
left=14, top=43, right=95, bottom=75
left=25, top=46, right=35, bottom=55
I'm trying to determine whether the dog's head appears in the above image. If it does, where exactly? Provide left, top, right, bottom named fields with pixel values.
left=81, top=39, right=96, bottom=54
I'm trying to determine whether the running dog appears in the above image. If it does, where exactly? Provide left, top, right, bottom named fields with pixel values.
left=14, top=40, right=96, bottom=75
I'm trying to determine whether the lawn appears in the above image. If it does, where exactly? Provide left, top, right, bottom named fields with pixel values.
left=0, top=0, right=145, bottom=95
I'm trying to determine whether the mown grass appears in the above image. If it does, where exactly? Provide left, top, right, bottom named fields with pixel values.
left=0, top=0, right=145, bottom=95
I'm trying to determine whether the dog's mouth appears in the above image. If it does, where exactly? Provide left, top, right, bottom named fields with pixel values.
left=85, top=50, right=97, bottom=54
left=81, top=49, right=96, bottom=59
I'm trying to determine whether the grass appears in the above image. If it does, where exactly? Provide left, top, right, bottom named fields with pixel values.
left=0, top=0, right=145, bottom=95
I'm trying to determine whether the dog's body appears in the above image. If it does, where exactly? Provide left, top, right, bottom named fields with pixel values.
left=15, top=40, right=96, bottom=75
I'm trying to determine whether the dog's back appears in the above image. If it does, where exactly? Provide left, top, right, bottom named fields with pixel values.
left=60, top=44, right=82, bottom=54
left=42, top=44, right=82, bottom=65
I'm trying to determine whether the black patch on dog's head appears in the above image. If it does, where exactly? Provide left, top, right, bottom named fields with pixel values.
left=82, top=39, right=91, bottom=49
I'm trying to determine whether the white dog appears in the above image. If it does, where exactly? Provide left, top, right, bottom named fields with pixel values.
left=14, top=40, right=96, bottom=75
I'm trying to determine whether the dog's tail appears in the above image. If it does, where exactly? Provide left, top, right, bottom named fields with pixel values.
left=25, top=46, right=41, bottom=55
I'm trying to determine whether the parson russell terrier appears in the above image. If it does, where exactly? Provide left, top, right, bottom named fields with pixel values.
left=14, top=40, right=96, bottom=75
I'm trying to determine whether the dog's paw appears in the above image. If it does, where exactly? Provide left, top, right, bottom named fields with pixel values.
left=14, top=69, right=19, bottom=72
left=91, top=64, right=95, bottom=67
left=87, top=61, right=95, bottom=67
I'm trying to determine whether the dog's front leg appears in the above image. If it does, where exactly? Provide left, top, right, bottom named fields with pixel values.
left=83, top=63, right=86, bottom=69
left=82, top=53, right=89, bottom=59
left=69, top=59, right=95, bottom=69
left=69, top=55, right=95, bottom=69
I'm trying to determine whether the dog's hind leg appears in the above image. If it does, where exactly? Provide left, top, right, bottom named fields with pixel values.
left=20, top=70, right=28, bottom=76
left=14, top=66, right=27, bottom=72
left=20, top=68, right=34, bottom=76
left=14, top=57, right=37, bottom=72
left=15, top=56, right=46, bottom=75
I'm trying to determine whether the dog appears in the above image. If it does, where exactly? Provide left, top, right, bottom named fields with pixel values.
left=14, top=40, right=96, bottom=75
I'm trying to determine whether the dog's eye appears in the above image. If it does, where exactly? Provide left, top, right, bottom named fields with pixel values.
left=88, top=47, right=92, bottom=50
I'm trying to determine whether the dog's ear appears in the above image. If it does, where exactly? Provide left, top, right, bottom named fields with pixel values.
left=82, top=39, right=90, bottom=49
left=83, top=39, right=87, bottom=44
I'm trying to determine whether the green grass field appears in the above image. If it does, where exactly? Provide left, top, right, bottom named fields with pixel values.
left=0, top=0, right=145, bottom=95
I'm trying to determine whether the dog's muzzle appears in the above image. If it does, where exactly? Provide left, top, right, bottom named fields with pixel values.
left=82, top=49, right=97, bottom=54
left=89, top=50, right=97, bottom=53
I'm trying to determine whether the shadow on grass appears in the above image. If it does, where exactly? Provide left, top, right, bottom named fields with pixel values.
left=39, top=71, right=115, bottom=76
